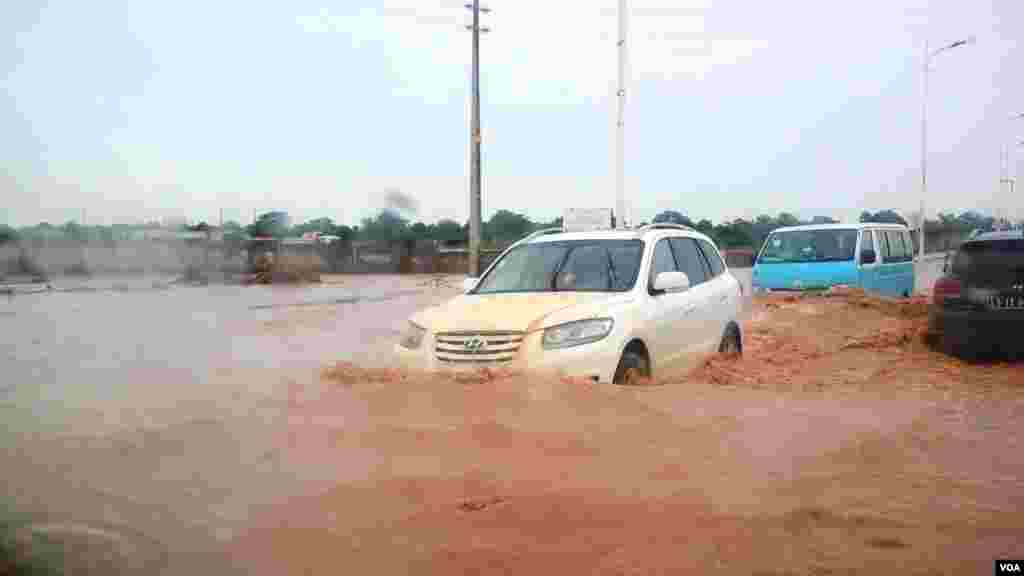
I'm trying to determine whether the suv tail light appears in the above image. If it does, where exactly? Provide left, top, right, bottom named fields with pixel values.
left=932, top=276, right=961, bottom=305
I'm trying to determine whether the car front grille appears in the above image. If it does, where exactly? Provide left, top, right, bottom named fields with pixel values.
left=434, top=331, right=525, bottom=364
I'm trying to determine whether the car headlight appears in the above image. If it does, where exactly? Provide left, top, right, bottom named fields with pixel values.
left=399, top=322, right=426, bottom=350
left=542, top=318, right=614, bottom=350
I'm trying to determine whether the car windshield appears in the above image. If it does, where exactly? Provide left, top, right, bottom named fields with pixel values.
left=757, top=229, right=859, bottom=263
left=952, top=239, right=1024, bottom=286
left=472, top=240, right=644, bottom=294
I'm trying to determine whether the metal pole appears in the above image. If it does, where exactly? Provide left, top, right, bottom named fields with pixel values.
left=919, top=41, right=928, bottom=261
left=614, top=0, right=628, bottom=228
left=1001, top=144, right=1008, bottom=224
left=468, top=0, right=483, bottom=276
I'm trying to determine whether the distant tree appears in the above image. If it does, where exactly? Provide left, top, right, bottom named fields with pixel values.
left=292, top=217, right=336, bottom=237
left=247, top=211, right=291, bottom=238
left=360, top=209, right=408, bottom=241
left=0, top=225, right=18, bottom=244
left=749, top=215, right=779, bottom=249
left=696, top=219, right=714, bottom=235
left=488, top=210, right=533, bottom=244
left=62, top=221, right=87, bottom=241
left=810, top=216, right=839, bottom=224
left=431, top=219, right=465, bottom=242
left=332, top=225, right=354, bottom=240
left=776, top=212, right=801, bottom=227
left=860, top=210, right=907, bottom=226
left=409, top=222, right=429, bottom=239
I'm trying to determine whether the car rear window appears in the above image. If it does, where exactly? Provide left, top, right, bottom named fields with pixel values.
left=952, top=239, right=1024, bottom=286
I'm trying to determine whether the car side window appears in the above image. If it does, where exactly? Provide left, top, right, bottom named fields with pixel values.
left=892, top=231, right=909, bottom=261
left=669, top=238, right=709, bottom=287
left=651, top=239, right=678, bottom=279
left=903, top=231, right=916, bottom=259
left=884, top=230, right=906, bottom=262
left=696, top=239, right=725, bottom=277
left=878, top=230, right=892, bottom=262
left=861, top=230, right=875, bottom=259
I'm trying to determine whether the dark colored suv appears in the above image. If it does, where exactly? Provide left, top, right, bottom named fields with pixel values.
left=926, top=230, right=1024, bottom=360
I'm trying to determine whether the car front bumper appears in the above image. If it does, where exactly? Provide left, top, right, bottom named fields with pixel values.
left=393, top=331, right=623, bottom=383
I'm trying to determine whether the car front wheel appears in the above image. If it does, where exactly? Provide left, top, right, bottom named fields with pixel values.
left=613, top=350, right=650, bottom=385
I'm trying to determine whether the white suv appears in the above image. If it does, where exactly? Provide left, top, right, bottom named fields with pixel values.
left=394, top=224, right=744, bottom=384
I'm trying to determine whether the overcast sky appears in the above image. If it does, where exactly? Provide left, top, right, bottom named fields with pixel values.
left=2, top=0, right=1021, bottom=227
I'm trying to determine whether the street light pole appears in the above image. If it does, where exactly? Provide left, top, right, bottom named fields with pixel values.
left=919, top=41, right=928, bottom=261
left=1011, top=114, right=1024, bottom=225
left=465, top=1, right=490, bottom=277
left=614, top=0, right=629, bottom=229
left=919, top=36, right=973, bottom=261
left=1002, top=178, right=1016, bottom=198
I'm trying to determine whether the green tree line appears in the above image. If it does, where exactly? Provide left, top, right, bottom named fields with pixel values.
left=3, top=208, right=1013, bottom=250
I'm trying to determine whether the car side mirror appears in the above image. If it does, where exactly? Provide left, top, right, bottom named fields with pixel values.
left=653, top=271, right=690, bottom=293
left=860, top=249, right=876, bottom=265
left=462, top=277, right=478, bottom=292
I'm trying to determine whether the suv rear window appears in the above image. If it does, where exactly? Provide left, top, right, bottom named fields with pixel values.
left=952, top=239, right=1024, bottom=286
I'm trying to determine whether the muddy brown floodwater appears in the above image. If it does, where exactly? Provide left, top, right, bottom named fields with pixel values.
left=229, top=289, right=1022, bottom=576
left=2, top=275, right=1021, bottom=575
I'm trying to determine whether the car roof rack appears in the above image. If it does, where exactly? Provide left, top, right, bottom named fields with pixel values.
left=635, top=222, right=696, bottom=232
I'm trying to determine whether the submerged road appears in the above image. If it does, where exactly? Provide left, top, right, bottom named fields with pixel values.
left=0, top=260, right=952, bottom=574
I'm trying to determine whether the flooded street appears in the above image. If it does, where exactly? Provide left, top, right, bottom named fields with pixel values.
left=1, top=274, right=456, bottom=434
left=2, top=267, right=1020, bottom=575
left=1, top=274, right=465, bottom=574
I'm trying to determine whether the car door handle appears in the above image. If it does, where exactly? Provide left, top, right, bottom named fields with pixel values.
left=718, top=294, right=729, bottom=303
left=682, top=304, right=696, bottom=314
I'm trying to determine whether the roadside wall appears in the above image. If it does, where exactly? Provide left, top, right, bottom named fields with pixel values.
left=9, top=239, right=244, bottom=277
left=8, top=237, right=808, bottom=278
left=0, top=243, right=19, bottom=276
